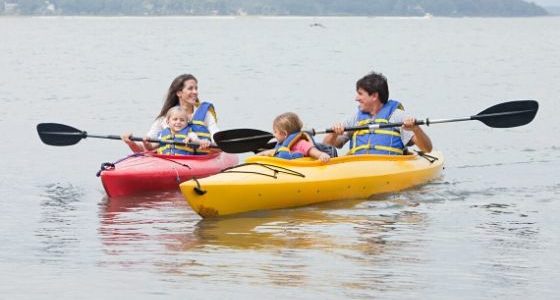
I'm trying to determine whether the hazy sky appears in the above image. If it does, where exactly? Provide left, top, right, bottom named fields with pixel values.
left=531, top=0, right=560, bottom=5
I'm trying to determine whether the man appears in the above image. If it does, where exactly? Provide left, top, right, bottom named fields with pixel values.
left=323, top=71, right=432, bottom=154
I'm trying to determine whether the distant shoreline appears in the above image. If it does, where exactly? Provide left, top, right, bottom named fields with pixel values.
left=544, top=6, right=560, bottom=15
left=1, top=0, right=549, bottom=17
left=1, top=14, right=558, bottom=18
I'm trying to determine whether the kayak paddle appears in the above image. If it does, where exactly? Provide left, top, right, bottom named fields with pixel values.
left=213, top=128, right=274, bottom=152
left=311, top=99, right=539, bottom=135
left=36, top=123, right=270, bottom=154
left=214, top=100, right=539, bottom=151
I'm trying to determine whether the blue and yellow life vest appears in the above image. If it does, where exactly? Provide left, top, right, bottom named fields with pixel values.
left=349, top=99, right=405, bottom=155
left=188, top=102, right=214, bottom=141
left=274, top=131, right=315, bottom=160
left=156, top=127, right=192, bottom=155
left=157, top=101, right=216, bottom=155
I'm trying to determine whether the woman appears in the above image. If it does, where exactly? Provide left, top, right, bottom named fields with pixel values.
left=122, top=74, right=219, bottom=153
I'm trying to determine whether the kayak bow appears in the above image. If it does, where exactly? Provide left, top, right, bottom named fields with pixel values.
left=100, top=151, right=238, bottom=197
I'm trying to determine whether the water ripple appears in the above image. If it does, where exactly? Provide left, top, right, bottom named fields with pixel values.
left=34, top=183, right=84, bottom=261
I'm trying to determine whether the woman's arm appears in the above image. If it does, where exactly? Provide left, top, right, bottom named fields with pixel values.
left=142, top=118, right=164, bottom=151
left=121, top=133, right=145, bottom=153
left=146, top=117, right=165, bottom=140
left=204, top=113, right=219, bottom=140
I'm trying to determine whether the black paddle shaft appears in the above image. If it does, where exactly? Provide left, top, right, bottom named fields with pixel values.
left=36, top=123, right=271, bottom=154
left=37, top=100, right=538, bottom=151
left=312, top=100, right=539, bottom=134
left=36, top=123, right=207, bottom=149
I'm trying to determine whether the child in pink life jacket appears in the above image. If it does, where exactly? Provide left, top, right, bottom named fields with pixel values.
left=258, top=112, right=330, bottom=162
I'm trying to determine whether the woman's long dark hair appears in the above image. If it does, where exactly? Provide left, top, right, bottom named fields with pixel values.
left=157, top=74, right=198, bottom=119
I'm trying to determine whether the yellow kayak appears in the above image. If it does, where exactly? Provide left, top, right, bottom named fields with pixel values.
left=179, top=151, right=444, bottom=218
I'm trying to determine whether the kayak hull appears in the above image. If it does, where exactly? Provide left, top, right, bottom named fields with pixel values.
left=100, top=151, right=238, bottom=197
left=179, top=151, right=444, bottom=218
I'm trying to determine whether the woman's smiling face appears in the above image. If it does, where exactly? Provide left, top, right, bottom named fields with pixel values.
left=177, top=79, right=199, bottom=107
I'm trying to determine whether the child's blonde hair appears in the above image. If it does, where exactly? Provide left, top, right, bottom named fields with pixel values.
left=273, top=112, right=303, bottom=134
left=165, top=106, right=188, bottom=120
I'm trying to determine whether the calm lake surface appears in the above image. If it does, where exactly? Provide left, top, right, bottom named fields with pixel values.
left=1, top=16, right=559, bottom=299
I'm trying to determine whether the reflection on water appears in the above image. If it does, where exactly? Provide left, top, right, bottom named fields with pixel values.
left=101, top=195, right=427, bottom=251
left=92, top=170, right=557, bottom=297
left=39, top=169, right=555, bottom=298
left=35, top=183, right=83, bottom=261
left=97, top=192, right=431, bottom=292
left=98, top=191, right=194, bottom=259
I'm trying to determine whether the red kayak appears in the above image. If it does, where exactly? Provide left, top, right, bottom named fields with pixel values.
left=98, top=151, right=238, bottom=197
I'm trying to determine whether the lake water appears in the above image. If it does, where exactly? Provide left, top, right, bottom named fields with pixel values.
left=1, top=16, right=559, bottom=299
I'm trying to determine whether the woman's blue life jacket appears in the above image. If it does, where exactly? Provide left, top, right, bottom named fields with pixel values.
left=156, top=101, right=215, bottom=155
left=348, top=99, right=406, bottom=155
left=274, top=131, right=337, bottom=160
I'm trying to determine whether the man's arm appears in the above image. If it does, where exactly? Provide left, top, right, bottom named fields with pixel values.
left=323, top=130, right=347, bottom=149
left=403, top=117, right=432, bottom=153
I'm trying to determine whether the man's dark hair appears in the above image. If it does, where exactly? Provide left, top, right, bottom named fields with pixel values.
left=356, top=72, right=389, bottom=104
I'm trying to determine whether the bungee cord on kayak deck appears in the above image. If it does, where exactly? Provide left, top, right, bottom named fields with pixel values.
left=191, top=162, right=306, bottom=197
left=220, top=163, right=306, bottom=179
left=95, top=152, right=146, bottom=177
left=147, top=154, right=192, bottom=169
left=95, top=152, right=192, bottom=177
left=414, top=151, right=440, bottom=163
left=192, top=177, right=206, bottom=195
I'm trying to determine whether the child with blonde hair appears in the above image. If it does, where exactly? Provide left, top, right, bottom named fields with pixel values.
left=123, top=106, right=211, bottom=155
left=258, top=112, right=330, bottom=162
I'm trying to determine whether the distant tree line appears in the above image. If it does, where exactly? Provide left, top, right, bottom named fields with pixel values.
left=1, top=0, right=548, bottom=16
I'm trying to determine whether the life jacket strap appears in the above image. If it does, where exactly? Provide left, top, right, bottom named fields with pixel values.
left=373, top=129, right=401, bottom=137
left=374, top=145, right=404, bottom=154
left=348, top=144, right=404, bottom=155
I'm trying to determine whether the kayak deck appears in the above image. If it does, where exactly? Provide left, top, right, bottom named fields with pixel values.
left=180, top=151, right=444, bottom=218
left=100, top=151, right=238, bottom=197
